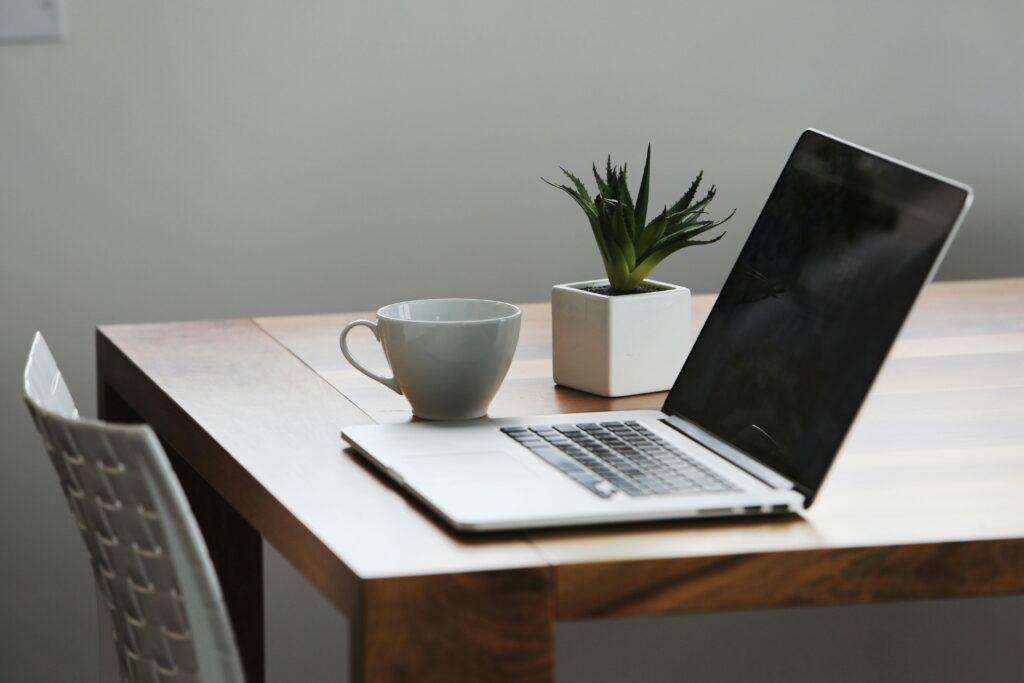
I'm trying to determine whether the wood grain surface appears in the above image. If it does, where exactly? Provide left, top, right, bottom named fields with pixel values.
left=99, top=278, right=1024, bottom=681
left=555, top=538, right=1024, bottom=618
left=254, top=278, right=1024, bottom=616
left=356, top=568, right=555, bottom=682
left=96, top=320, right=546, bottom=605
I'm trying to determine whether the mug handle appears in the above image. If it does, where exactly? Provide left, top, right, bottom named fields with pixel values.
left=339, top=320, right=402, bottom=394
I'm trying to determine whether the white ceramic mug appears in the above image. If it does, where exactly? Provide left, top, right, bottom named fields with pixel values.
left=339, top=298, right=521, bottom=420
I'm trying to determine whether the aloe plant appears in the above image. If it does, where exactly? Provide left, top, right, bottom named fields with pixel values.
left=544, top=145, right=734, bottom=294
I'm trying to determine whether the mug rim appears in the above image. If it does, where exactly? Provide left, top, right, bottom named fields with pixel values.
left=377, top=298, right=521, bottom=325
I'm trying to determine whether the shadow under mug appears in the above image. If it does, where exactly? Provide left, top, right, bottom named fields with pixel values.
left=339, top=298, right=521, bottom=420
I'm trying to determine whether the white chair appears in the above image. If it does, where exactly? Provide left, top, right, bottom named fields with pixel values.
left=24, top=332, right=246, bottom=683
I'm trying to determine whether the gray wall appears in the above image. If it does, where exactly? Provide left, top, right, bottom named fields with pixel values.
left=2, top=0, right=1022, bottom=680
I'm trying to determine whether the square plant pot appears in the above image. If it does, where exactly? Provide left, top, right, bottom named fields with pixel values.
left=552, top=278, right=691, bottom=397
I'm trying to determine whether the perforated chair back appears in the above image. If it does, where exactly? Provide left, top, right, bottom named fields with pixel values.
left=24, top=333, right=246, bottom=683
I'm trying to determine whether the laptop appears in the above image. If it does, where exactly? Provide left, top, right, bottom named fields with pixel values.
left=342, top=129, right=973, bottom=532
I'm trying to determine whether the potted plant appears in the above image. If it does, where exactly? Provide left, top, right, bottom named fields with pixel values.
left=543, top=145, right=734, bottom=396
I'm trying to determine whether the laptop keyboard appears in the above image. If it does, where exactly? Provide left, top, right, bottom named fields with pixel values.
left=501, top=421, right=740, bottom=499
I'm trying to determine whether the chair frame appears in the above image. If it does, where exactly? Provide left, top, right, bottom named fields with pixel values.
left=24, top=332, right=246, bottom=683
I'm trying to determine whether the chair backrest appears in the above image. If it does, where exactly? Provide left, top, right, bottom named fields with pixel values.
left=23, top=332, right=246, bottom=683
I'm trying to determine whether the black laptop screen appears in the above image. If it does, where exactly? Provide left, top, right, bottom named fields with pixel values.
left=663, top=130, right=970, bottom=498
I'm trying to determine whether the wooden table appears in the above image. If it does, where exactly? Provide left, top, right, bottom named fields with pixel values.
left=96, top=278, right=1024, bottom=682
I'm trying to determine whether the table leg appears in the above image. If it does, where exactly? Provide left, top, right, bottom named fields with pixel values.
left=99, top=383, right=266, bottom=683
left=352, top=568, right=555, bottom=683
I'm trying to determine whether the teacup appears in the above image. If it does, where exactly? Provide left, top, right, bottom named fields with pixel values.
left=339, top=298, right=521, bottom=420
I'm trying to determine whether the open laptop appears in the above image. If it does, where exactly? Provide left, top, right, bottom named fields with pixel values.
left=342, top=129, right=973, bottom=532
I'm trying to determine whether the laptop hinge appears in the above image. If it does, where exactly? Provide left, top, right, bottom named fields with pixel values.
left=662, top=414, right=805, bottom=498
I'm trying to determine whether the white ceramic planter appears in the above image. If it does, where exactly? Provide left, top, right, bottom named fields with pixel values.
left=552, top=278, right=691, bottom=397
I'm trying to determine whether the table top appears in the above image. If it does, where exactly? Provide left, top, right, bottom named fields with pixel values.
left=97, top=278, right=1024, bottom=619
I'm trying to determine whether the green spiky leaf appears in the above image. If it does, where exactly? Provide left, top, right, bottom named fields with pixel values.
left=560, top=167, right=593, bottom=206
left=592, top=163, right=611, bottom=198
left=668, top=170, right=703, bottom=215
left=634, top=144, right=652, bottom=233
left=635, top=206, right=669, bottom=257
left=546, top=147, right=733, bottom=294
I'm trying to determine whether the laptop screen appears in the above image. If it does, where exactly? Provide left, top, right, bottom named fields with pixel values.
left=663, top=130, right=971, bottom=499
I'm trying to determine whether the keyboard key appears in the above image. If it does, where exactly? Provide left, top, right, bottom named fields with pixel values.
left=503, top=423, right=740, bottom=499
left=529, top=446, right=584, bottom=470
left=573, top=478, right=615, bottom=498
left=620, top=483, right=652, bottom=496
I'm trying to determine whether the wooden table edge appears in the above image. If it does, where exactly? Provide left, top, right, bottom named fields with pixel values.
left=96, top=321, right=554, bottom=604
left=96, top=323, right=365, bottom=616
left=552, top=536, right=1024, bottom=619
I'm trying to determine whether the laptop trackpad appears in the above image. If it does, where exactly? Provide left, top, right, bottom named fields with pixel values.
left=398, top=451, right=537, bottom=487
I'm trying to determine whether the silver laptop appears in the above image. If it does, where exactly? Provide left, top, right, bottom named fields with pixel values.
left=343, top=129, right=973, bottom=532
